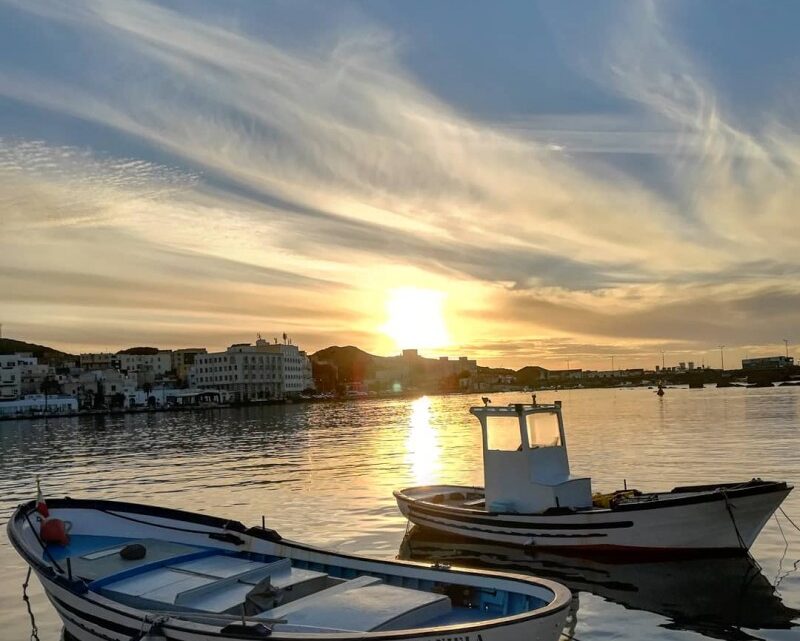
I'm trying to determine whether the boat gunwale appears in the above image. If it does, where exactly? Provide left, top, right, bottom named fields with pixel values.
left=394, top=480, right=792, bottom=517
left=7, top=498, right=572, bottom=640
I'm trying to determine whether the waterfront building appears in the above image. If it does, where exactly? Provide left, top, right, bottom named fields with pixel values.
left=0, top=394, right=78, bottom=417
left=263, top=342, right=315, bottom=394
left=742, top=356, right=795, bottom=370
left=61, top=369, right=138, bottom=408
left=190, top=336, right=314, bottom=401
left=118, top=350, right=173, bottom=378
left=171, top=348, right=207, bottom=382
left=132, top=386, right=229, bottom=407
left=20, top=362, right=52, bottom=396
left=0, top=353, right=39, bottom=400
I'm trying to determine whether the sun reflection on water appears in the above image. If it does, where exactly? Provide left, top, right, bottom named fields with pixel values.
left=405, top=396, right=441, bottom=485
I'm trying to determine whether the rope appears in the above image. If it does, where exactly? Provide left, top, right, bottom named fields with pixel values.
left=720, top=489, right=746, bottom=550
left=774, top=508, right=800, bottom=593
left=22, top=567, right=40, bottom=641
left=778, top=507, right=800, bottom=535
left=23, top=509, right=65, bottom=574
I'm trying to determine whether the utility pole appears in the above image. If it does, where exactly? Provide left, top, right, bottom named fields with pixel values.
left=718, top=345, right=725, bottom=371
left=611, top=355, right=615, bottom=374
left=783, top=339, right=789, bottom=358
left=566, top=358, right=570, bottom=371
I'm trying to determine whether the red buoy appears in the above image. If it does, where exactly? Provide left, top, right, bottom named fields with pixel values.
left=40, top=518, right=70, bottom=546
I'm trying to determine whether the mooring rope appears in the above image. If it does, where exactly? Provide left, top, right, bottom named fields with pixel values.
left=22, top=567, right=40, bottom=641
left=720, top=489, right=746, bottom=550
left=778, top=507, right=800, bottom=535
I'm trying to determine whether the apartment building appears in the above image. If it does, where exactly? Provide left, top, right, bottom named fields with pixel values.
left=189, top=337, right=313, bottom=400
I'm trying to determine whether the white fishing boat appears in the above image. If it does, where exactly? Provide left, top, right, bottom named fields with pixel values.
left=394, top=399, right=792, bottom=555
left=8, top=497, right=571, bottom=641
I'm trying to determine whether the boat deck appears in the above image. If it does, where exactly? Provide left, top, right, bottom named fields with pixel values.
left=49, top=535, right=534, bottom=632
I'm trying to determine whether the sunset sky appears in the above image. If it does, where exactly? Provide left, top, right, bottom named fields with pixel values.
left=1, top=1, right=798, bottom=369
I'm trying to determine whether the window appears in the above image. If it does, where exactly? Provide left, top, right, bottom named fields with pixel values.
left=486, top=416, right=522, bottom=451
left=526, top=413, right=561, bottom=448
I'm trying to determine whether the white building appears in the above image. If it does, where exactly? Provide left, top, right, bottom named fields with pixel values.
left=172, top=348, right=208, bottom=382
left=264, top=342, right=314, bottom=394
left=0, top=394, right=78, bottom=417
left=189, top=337, right=313, bottom=401
left=118, top=351, right=173, bottom=375
left=80, top=353, right=120, bottom=370
left=0, top=353, right=39, bottom=400
left=61, top=369, right=138, bottom=408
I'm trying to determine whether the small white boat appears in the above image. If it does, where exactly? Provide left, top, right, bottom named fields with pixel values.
left=395, top=400, right=792, bottom=555
left=8, top=497, right=571, bottom=641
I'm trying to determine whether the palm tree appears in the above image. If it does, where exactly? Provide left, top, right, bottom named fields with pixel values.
left=142, top=382, right=153, bottom=406
left=40, top=375, right=61, bottom=413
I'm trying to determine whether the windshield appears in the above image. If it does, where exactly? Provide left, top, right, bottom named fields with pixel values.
left=485, top=415, right=522, bottom=451
left=525, top=412, right=561, bottom=448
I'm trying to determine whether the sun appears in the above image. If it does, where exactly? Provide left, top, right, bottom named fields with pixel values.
left=381, top=287, right=451, bottom=351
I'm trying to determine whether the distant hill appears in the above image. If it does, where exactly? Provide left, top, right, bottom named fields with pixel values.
left=117, top=346, right=161, bottom=355
left=311, top=345, right=387, bottom=382
left=0, top=338, right=74, bottom=363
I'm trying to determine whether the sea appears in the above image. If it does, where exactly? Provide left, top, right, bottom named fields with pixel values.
left=0, top=386, right=798, bottom=640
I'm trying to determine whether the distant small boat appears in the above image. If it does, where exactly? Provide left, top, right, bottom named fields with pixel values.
left=8, top=498, right=570, bottom=641
left=394, top=400, right=791, bottom=556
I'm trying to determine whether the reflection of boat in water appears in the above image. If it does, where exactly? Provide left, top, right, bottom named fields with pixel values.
left=399, top=527, right=800, bottom=641
left=395, top=400, right=792, bottom=554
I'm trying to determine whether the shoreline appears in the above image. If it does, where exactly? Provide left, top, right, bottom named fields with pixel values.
left=2, top=381, right=798, bottom=423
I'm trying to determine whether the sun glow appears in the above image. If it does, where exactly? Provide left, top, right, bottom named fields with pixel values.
left=381, top=287, right=450, bottom=351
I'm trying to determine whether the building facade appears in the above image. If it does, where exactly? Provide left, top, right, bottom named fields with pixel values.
left=118, top=351, right=173, bottom=376
left=172, top=348, right=208, bottom=382
left=742, top=356, right=795, bottom=370
left=80, top=353, right=120, bottom=370
left=0, top=353, right=39, bottom=400
left=0, top=394, right=78, bottom=417
left=189, top=337, right=313, bottom=400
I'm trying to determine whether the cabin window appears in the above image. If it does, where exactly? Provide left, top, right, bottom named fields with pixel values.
left=486, top=416, right=523, bottom=451
left=526, top=413, right=561, bottom=448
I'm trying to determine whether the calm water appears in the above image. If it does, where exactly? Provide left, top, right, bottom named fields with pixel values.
left=1, top=387, right=798, bottom=640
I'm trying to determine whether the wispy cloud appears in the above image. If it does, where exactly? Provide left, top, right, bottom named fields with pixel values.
left=0, top=0, right=798, bottom=365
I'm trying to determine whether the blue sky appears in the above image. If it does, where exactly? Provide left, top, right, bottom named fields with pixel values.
left=1, top=0, right=798, bottom=369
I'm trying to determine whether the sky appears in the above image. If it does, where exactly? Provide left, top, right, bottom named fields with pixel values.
left=1, top=0, right=799, bottom=370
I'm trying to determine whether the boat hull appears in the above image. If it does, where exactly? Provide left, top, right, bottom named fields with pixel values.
left=8, top=498, right=571, bottom=641
left=394, top=481, right=791, bottom=556
left=40, top=570, right=563, bottom=641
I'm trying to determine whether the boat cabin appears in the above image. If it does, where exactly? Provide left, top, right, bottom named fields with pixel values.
left=470, top=400, right=592, bottom=513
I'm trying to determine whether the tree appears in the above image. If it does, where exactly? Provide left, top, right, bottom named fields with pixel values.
left=40, top=375, right=61, bottom=413
left=141, top=382, right=153, bottom=407
left=94, top=380, right=106, bottom=409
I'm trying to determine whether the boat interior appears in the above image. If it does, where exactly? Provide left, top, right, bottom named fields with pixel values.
left=44, top=534, right=547, bottom=632
left=404, top=479, right=784, bottom=514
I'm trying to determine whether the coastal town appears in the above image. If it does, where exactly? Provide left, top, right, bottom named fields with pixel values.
left=0, top=333, right=796, bottom=419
